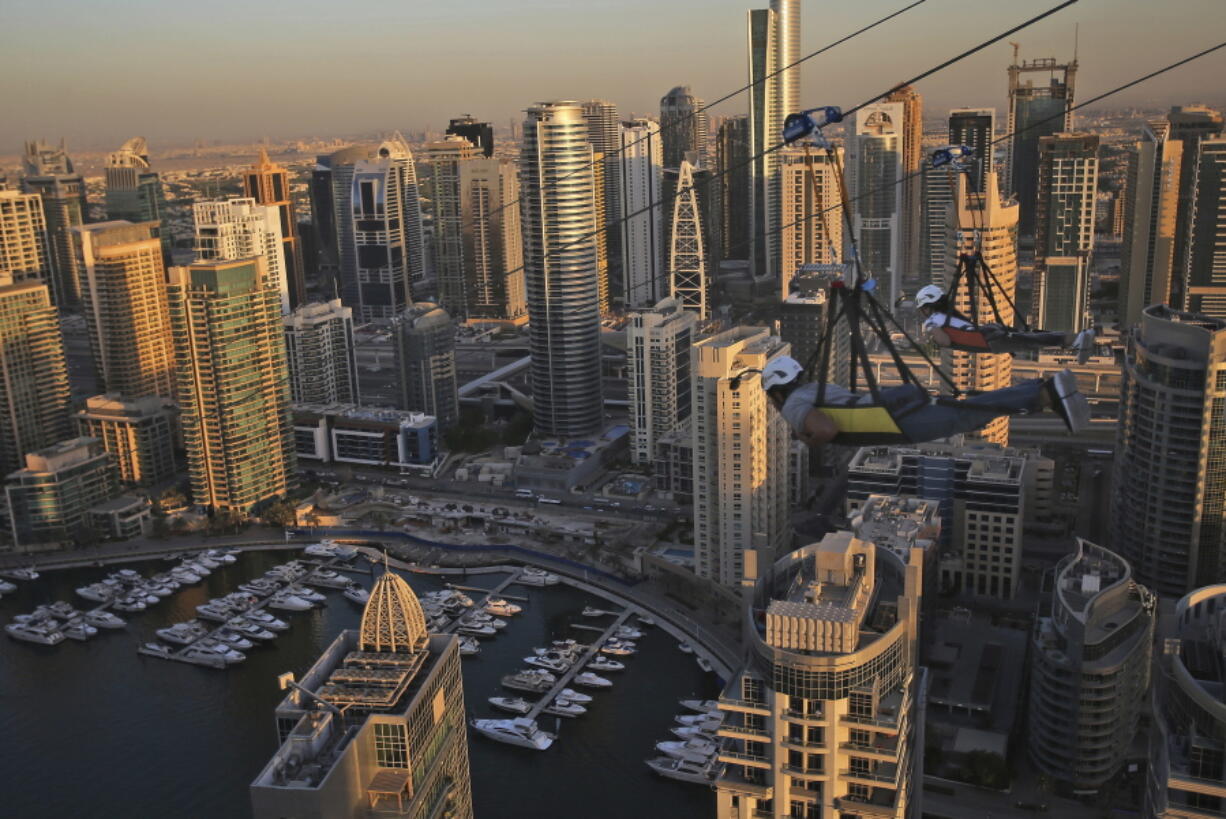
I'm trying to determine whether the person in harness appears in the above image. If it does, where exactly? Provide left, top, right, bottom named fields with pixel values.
left=915, top=284, right=1097, bottom=364
left=761, top=355, right=1090, bottom=447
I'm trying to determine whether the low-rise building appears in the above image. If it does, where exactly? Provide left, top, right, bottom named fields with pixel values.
left=88, top=494, right=152, bottom=540
left=514, top=425, right=630, bottom=493
left=72, top=393, right=176, bottom=488
left=4, top=437, right=118, bottom=546
left=293, top=404, right=441, bottom=477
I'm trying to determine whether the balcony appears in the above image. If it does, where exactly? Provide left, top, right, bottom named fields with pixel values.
left=720, top=697, right=771, bottom=716
left=782, top=737, right=825, bottom=753
left=718, top=723, right=771, bottom=742
left=718, top=748, right=772, bottom=770
left=840, top=738, right=900, bottom=761
left=715, top=769, right=774, bottom=799
left=783, top=709, right=826, bottom=726
left=841, top=763, right=900, bottom=786
left=834, top=793, right=899, bottom=817
left=842, top=711, right=903, bottom=734
left=782, top=764, right=826, bottom=781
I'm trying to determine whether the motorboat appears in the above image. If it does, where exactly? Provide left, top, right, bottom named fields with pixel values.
left=137, top=641, right=173, bottom=658
left=196, top=600, right=234, bottom=622
left=139, top=590, right=160, bottom=605
left=170, top=566, right=203, bottom=584
left=458, top=636, right=481, bottom=656
left=697, top=656, right=714, bottom=673
left=0, top=567, right=39, bottom=581
left=114, top=569, right=141, bottom=582
left=193, top=639, right=245, bottom=664
left=150, top=573, right=181, bottom=591
left=0, top=578, right=15, bottom=594
left=636, top=616, right=656, bottom=627
left=517, top=569, right=560, bottom=587
left=194, top=554, right=221, bottom=570
left=204, top=549, right=236, bottom=565
left=462, top=612, right=506, bottom=630
left=180, top=646, right=227, bottom=669
left=458, top=623, right=496, bottom=637
left=677, top=642, right=694, bottom=654
left=680, top=699, right=720, bottom=714
left=676, top=714, right=722, bottom=728
left=112, top=596, right=147, bottom=613
left=214, top=629, right=254, bottom=651
left=558, top=688, right=592, bottom=704
left=156, top=622, right=207, bottom=646
left=582, top=606, right=611, bottom=617
left=238, top=578, right=281, bottom=595
left=228, top=618, right=274, bottom=641
left=645, top=755, right=717, bottom=785
left=145, top=582, right=176, bottom=598
left=6, top=620, right=65, bottom=645
left=488, top=697, right=532, bottom=715
left=245, top=609, right=289, bottom=631
left=671, top=725, right=716, bottom=741
left=223, top=592, right=259, bottom=612
left=656, top=739, right=718, bottom=762
left=614, top=626, right=643, bottom=640
left=449, top=591, right=475, bottom=608
left=573, top=672, right=612, bottom=689
left=63, top=619, right=98, bottom=641
left=76, top=583, right=115, bottom=603
left=85, top=610, right=126, bottom=630
left=42, top=601, right=79, bottom=620
left=287, top=585, right=326, bottom=605
left=484, top=598, right=522, bottom=616
left=587, top=657, right=625, bottom=672
left=601, top=641, right=636, bottom=657
left=524, top=655, right=569, bottom=673
left=469, top=717, right=555, bottom=751
left=303, top=540, right=344, bottom=558
left=267, top=590, right=313, bottom=612
left=304, top=569, right=349, bottom=590
left=269, top=561, right=310, bottom=582
left=343, top=584, right=370, bottom=605
left=543, top=698, right=586, bottom=718
left=501, top=670, right=556, bottom=693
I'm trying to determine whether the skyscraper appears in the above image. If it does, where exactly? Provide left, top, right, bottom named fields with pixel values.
left=943, top=172, right=1017, bottom=446
left=581, top=100, right=622, bottom=298
left=21, top=140, right=88, bottom=307
left=666, top=159, right=708, bottom=318
left=1004, top=56, right=1077, bottom=235
left=104, top=137, right=169, bottom=258
left=521, top=101, right=604, bottom=438
left=0, top=282, right=71, bottom=476
left=922, top=109, right=996, bottom=283
left=716, top=531, right=923, bottom=819
left=1113, top=304, right=1226, bottom=596
left=244, top=149, right=306, bottom=309
left=446, top=114, right=494, bottom=158
left=777, top=147, right=843, bottom=299
left=167, top=257, right=296, bottom=513
left=458, top=157, right=525, bottom=322
left=748, top=0, right=800, bottom=282
left=619, top=118, right=665, bottom=309
left=948, top=108, right=996, bottom=192
left=691, top=326, right=790, bottom=586
left=848, top=102, right=906, bottom=303
left=310, top=145, right=372, bottom=293
left=250, top=567, right=473, bottom=819
left=659, top=85, right=709, bottom=170
left=592, top=150, right=612, bottom=315
left=1028, top=539, right=1154, bottom=793
left=193, top=198, right=290, bottom=314
left=75, top=221, right=175, bottom=400
left=0, top=189, right=53, bottom=290
left=1183, top=137, right=1226, bottom=318
left=72, top=394, right=176, bottom=488
left=422, top=136, right=479, bottom=317
left=283, top=299, right=357, bottom=406
left=627, top=297, right=696, bottom=464
left=1033, top=133, right=1099, bottom=332
left=718, top=115, right=751, bottom=262
left=22, top=139, right=75, bottom=176
left=393, top=302, right=459, bottom=430
left=886, top=85, right=923, bottom=288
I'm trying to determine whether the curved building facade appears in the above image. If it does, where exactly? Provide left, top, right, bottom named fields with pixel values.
left=520, top=101, right=604, bottom=438
left=1028, top=539, right=1155, bottom=790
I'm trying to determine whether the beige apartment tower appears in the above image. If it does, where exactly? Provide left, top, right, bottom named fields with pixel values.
left=778, top=148, right=843, bottom=300
left=75, top=221, right=175, bottom=400
left=0, top=282, right=71, bottom=476
left=627, top=297, right=697, bottom=465
left=244, top=148, right=306, bottom=309
left=0, top=189, right=53, bottom=290
left=716, top=531, right=923, bottom=819
left=168, top=257, right=295, bottom=513
left=72, top=394, right=176, bottom=488
left=691, top=326, right=791, bottom=586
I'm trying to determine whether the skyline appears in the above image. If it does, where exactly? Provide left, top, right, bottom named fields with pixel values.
left=3, top=0, right=1224, bottom=148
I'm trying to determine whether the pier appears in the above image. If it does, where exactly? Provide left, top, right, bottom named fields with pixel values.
left=523, top=608, right=633, bottom=722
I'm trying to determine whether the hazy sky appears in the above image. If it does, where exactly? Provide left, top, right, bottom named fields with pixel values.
left=3, top=0, right=1223, bottom=150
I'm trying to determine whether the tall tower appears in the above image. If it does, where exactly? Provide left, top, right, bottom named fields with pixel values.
left=310, top=145, right=372, bottom=293
left=691, top=326, right=791, bottom=586
left=943, top=172, right=1017, bottom=446
left=104, top=137, right=169, bottom=258
left=283, top=299, right=357, bottom=405
left=718, top=115, right=752, bottom=261
left=592, top=151, right=612, bottom=315
left=244, top=149, right=306, bottom=310
left=1120, top=107, right=1224, bottom=325
left=848, top=102, right=906, bottom=303
left=1004, top=56, right=1077, bottom=235
left=1182, top=137, right=1226, bottom=318
left=627, top=297, right=696, bottom=465
left=21, top=140, right=88, bottom=307
left=582, top=100, right=622, bottom=300
left=167, top=257, right=296, bottom=513
left=748, top=0, right=800, bottom=282
left=923, top=110, right=996, bottom=284
left=660, top=85, right=709, bottom=170
left=666, top=159, right=708, bottom=318
left=521, top=101, right=604, bottom=439
left=75, top=221, right=175, bottom=400
left=422, top=136, right=479, bottom=318
left=393, top=302, right=459, bottom=430
left=1034, top=133, right=1099, bottom=331
left=458, top=158, right=525, bottom=322
left=948, top=108, right=996, bottom=192
left=619, top=118, right=665, bottom=309
left=1112, top=304, right=1226, bottom=596
left=0, top=282, right=71, bottom=475
left=193, top=198, right=290, bottom=314
left=446, top=114, right=494, bottom=158
left=777, top=146, right=843, bottom=298
left=0, top=189, right=53, bottom=290
left=886, top=85, right=923, bottom=289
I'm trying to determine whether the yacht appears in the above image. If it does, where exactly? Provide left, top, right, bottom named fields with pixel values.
left=150, top=573, right=181, bottom=591
left=458, top=636, right=481, bottom=656
left=558, top=688, right=592, bottom=704
left=458, top=623, right=496, bottom=637
left=484, top=598, right=522, bottom=616
left=228, top=618, right=275, bottom=641
left=600, top=640, right=636, bottom=656
left=587, top=657, right=625, bottom=673
left=156, top=622, right=207, bottom=646
left=287, top=585, right=325, bottom=605
left=137, top=641, right=173, bottom=658
left=517, top=568, right=560, bottom=587
left=524, top=655, right=569, bottom=673
left=543, top=698, right=586, bottom=718
left=194, top=554, right=221, bottom=570
left=680, top=699, right=720, bottom=714
left=85, top=610, right=126, bottom=630
left=63, top=619, right=98, bottom=641
left=267, top=590, right=313, bottom=612
left=469, top=718, right=555, bottom=751
left=145, top=581, right=175, bottom=598
left=636, top=616, right=656, bottom=627
left=581, top=606, right=611, bottom=617
left=170, top=566, right=202, bottom=584
left=0, top=567, right=39, bottom=582
left=573, top=672, right=612, bottom=689
left=245, top=609, right=289, bottom=631
left=675, top=714, right=722, bottom=728
left=614, top=626, right=643, bottom=640
left=179, top=646, right=226, bottom=668
left=501, top=669, right=556, bottom=693
left=194, top=638, right=246, bottom=664
left=462, top=612, right=506, bottom=630
left=112, top=596, right=147, bottom=613
left=304, top=569, right=349, bottom=590
left=677, top=642, right=694, bottom=654
left=196, top=600, right=234, bottom=622
left=343, top=584, right=370, bottom=605
left=204, top=549, right=236, bottom=565
left=238, top=578, right=280, bottom=595
left=696, top=656, right=714, bottom=673
left=214, top=629, right=254, bottom=651
left=671, top=725, right=716, bottom=741
left=6, top=620, right=65, bottom=645
left=42, top=602, right=79, bottom=620
left=0, top=578, right=15, bottom=594
left=645, top=755, right=718, bottom=785
left=656, top=739, right=718, bottom=762
left=488, top=697, right=532, bottom=715
left=303, top=541, right=342, bottom=558
left=76, top=583, right=116, bottom=603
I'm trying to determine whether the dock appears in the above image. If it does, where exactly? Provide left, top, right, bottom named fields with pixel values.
left=441, top=571, right=525, bottom=635
left=523, top=609, right=633, bottom=722
left=445, top=583, right=529, bottom=603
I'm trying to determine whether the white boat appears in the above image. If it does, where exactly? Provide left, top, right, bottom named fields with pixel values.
left=697, top=656, right=714, bottom=673
left=524, top=655, right=569, bottom=673
left=458, top=623, right=496, bottom=637
left=501, top=670, right=556, bottom=693
left=678, top=642, right=694, bottom=654
left=0, top=579, right=16, bottom=594
left=245, top=609, right=289, bottom=631
left=170, top=567, right=203, bottom=584
left=112, top=596, right=147, bottom=613
left=43, top=602, right=79, bottom=619
left=63, top=619, right=98, bottom=641
left=614, top=626, right=643, bottom=640
left=238, top=578, right=280, bottom=595
left=517, top=569, right=560, bottom=587
left=179, top=646, right=226, bottom=668
left=85, top=610, right=126, bottom=629
left=458, top=636, right=481, bottom=656
left=304, top=569, right=350, bottom=589
left=671, top=725, right=716, bottom=741
left=343, top=585, right=370, bottom=605
left=601, top=641, right=636, bottom=656
left=288, top=585, right=325, bottom=604
left=558, top=688, right=592, bottom=704
left=215, top=628, right=254, bottom=650
left=6, top=621, right=64, bottom=645
left=488, top=696, right=532, bottom=715
left=196, top=601, right=234, bottom=622
left=636, top=616, right=656, bottom=627
left=484, top=597, right=522, bottom=616
left=645, top=755, right=717, bottom=785
left=228, top=618, right=274, bottom=641
left=462, top=612, right=506, bottom=630
left=675, top=714, right=722, bottom=727
left=156, top=622, right=206, bottom=646
left=573, top=672, right=612, bottom=689
left=204, top=549, right=236, bottom=565
left=0, top=567, right=39, bottom=581
left=194, top=555, right=221, bottom=570
left=587, top=657, right=625, bottom=672
left=469, top=717, right=555, bottom=751
left=137, top=641, right=173, bottom=658
left=267, top=591, right=313, bottom=612
left=680, top=699, right=720, bottom=714
left=76, top=583, right=115, bottom=603
left=303, top=541, right=340, bottom=558
left=146, top=582, right=175, bottom=598
left=543, top=698, right=587, bottom=718
left=657, top=739, right=718, bottom=762
left=193, top=639, right=245, bottom=664
left=582, top=606, right=610, bottom=617
left=150, top=573, right=181, bottom=591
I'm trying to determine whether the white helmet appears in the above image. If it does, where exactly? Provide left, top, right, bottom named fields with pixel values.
left=761, top=356, right=803, bottom=390
left=915, top=284, right=944, bottom=308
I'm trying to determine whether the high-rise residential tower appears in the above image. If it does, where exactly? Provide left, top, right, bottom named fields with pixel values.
left=520, top=101, right=604, bottom=438
left=104, top=137, right=169, bottom=258
left=692, top=326, right=791, bottom=586
left=627, top=297, right=696, bottom=465
left=459, top=157, right=525, bottom=322
left=22, top=139, right=75, bottom=177
left=619, top=118, right=665, bottom=309
left=1183, top=137, right=1226, bottom=318
left=168, top=257, right=296, bottom=513
left=244, top=149, right=306, bottom=309
left=748, top=0, right=800, bottom=282
left=21, top=140, right=88, bottom=306
left=0, top=189, right=53, bottom=290
left=393, top=302, right=459, bottom=430
left=922, top=109, right=996, bottom=283
left=1113, top=304, right=1226, bottom=596
left=75, top=221, right=175, bottom=400
left=0, top=282, right=71, bottom=476
left=777, top=147, right=843, bottom=299
left=193, top=198, right=290, bottom=314
left=582, top=99, right=622, bottom=299
left=446, top=114, right=495, bottom=158
left=948, top=108, right=996, bottom=192
left=310, top=145, right=372, bottom=292
left=666, top=159, right=708, bottom=318
left=1028, top=539, right=1155, bottom=792
left=283, top=299, right=357, bottom=406
left=848, top=102, right=906, bottom=303
left=1004, top=56, right=1077, bottom=235
left=660, top=85, right=709, bottom=170
left=886, top=85, right=923, bottom=288
left=422, top=136, right=479, bottom=317
left=718, top=115, right=752, bottom=262
left=1033, top=133, right=1099, bottom=332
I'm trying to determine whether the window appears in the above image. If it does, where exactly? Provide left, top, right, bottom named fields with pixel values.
left=374, top=722, right=409, bottom=768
